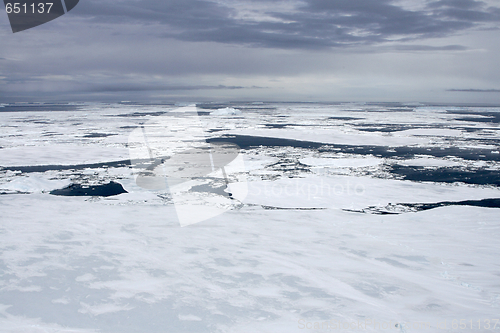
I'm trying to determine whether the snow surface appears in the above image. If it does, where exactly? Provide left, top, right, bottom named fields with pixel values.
left=0, top=174, right=71, bottom=193
left=0, top=102, right=499, bottom=333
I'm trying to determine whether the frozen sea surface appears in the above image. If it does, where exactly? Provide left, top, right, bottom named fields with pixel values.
left=0, top=102, right=499, bottom=332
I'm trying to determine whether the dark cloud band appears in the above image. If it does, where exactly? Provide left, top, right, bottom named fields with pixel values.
left=72, top=0, right=500, bottom=49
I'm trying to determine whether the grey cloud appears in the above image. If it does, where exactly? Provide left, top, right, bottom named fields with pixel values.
left=71, top=0, right=500, bottom=49
left=448, top=89, right=500, bottom=92
left=390, top=44, right=469, bottom=51
left=288, top=0, right=499, bottom=42
left=2, top=0, right=500, bottom=104
left=85, top=84, right=262, bottom=92
left=74, top=0, right=233, bottom=28
left=428, top=0, right=500, bottom=21
left=428, top=0, right=485, bottom=9
left=0, top=74, right=263, bottom=92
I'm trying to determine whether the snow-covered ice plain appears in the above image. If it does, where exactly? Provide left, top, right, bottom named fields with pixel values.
left=0, top=102, right=499, bottom=332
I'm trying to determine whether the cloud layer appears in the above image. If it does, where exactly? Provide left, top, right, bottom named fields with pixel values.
left=1, top=0, right=500, bottom=102
left=73, top=0, right=500, bottom=49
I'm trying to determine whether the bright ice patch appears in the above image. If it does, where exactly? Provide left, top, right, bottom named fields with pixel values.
left=211, top=107, right=242, bottom=115
left=0, top=175, right=70, bottom=193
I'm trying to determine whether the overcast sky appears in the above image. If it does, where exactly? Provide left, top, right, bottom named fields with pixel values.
left=1, top=0, right=500, bottom=103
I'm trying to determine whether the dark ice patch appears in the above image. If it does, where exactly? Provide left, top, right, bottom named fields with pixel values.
left=208, top=135, right=500, bottom=162
left=328, top=116, right=364, bottom=121
left=32, top=120, right=53, bottom=124
left=355, top=125, right=415, bottom=133
left=456, top=117, right=500, bottom=123
left=346, top=198, right=500, bottom=215
left=387, top=108, right=415, bottom=112
left=113, top=111, right=166, bottom=117
left=1, top=160, right=131, bottom=173
left=50, top=181, right=127, bottom=197
left=190, top=184, right=231, bottom=197
left=42, top=132, right=62, bottom=137
left=447, top=110, right=500, bottom=123
left=389, top=165, right=500, bottom=186
left=0, top=103, right=82, bottom=112
left=208, top=135, right=323, bottom=149
left=264, top=124, right=290, bottom=129
left=83, top=133, right=117, bottom=138
left=402, top=198, right=500, bottom=210
left=351, top=123, right=450, bottom=133
left=196, top=103, right=235, bottom=110
left=264, top=123, right=325, bottom=128
left=207, top=128, right=226, bottom=133
left=461, top=127, right=484, bottom=133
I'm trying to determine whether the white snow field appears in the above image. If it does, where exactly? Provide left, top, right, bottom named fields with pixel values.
left=0, top=102, right=499, bottom=333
